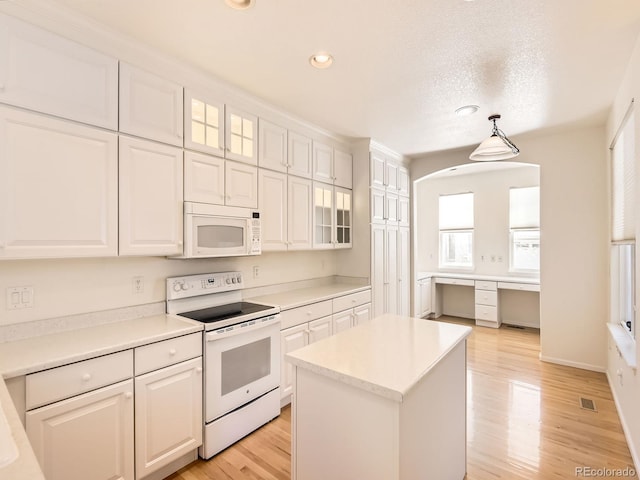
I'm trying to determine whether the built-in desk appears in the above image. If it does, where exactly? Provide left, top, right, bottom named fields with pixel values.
left=420, top=273, right=540, bottom=328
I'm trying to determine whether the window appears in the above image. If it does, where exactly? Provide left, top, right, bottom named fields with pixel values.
left=190, top=98, right=221, bottom=149
left=509, top=186, right=540, bottom=272
left=610, top=105, right=635, bottom=338
left=439, top=193, right=474, bottom=268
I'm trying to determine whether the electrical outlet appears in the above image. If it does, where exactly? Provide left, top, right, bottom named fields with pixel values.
left=498, top=255, right=503, bottom=263
left=491, top=255, right=496, bottom=263
left=252, top=266, right=260, bottom=279
left=132, top=276, right=144, bottom=294
left=6, top=286, right=34, bottom=309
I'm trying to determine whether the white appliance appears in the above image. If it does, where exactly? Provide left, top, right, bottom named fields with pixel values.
left=176, top=202, right=261, bottom=258
left=166, top=271, right=281, bottom=459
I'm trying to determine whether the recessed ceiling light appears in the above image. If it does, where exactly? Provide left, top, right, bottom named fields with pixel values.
left=455, top=105, right=479, bottom=116
left=309, top=52, right=334, bottom=69
left=224, top=0, right=254, bottom=10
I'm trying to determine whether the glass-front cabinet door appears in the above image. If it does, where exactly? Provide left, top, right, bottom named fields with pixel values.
left=313, top=183, right=333, bottom=248
left=335, top=187, right=352, bottom=248
left=184, top=89, right=225, bottom=158
left=225, top=106, right=257, bottom=165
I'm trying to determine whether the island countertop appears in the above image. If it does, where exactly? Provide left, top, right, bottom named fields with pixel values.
left=286, top=314, right=472, bottom=402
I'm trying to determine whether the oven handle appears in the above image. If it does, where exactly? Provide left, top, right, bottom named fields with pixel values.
left=205, top=314, right=281, bottom=341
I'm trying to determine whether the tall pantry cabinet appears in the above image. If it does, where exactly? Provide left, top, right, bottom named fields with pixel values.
left=341, top=140, right=410, bottom=318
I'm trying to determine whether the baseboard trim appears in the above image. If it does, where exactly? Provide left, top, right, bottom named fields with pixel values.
left=606, top=371, right=640, bottom=473
left=539, top=354, right=606, bottom=373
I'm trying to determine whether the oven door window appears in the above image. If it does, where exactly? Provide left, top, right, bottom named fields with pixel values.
left=221, top=337, right=270, bottom=395
left=197, top=224, right=245, bottom=249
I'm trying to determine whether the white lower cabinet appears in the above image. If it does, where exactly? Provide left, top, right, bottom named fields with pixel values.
left=26, top=380, right=135, bottom=480
left=417, top=278, right=432, bottom=318
left=332, top=309, right=353, bottom=334
left=134, top=357, right=203, bottom=479
left=353, top=303, right=372, bottom=326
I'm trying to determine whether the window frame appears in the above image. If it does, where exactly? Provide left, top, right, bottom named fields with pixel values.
left=438, top=192, right=474, bottom=270
left=508, top=186, right=540, bottom=274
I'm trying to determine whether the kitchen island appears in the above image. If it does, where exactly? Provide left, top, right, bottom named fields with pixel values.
left=286, top=314, right=472, bottom=480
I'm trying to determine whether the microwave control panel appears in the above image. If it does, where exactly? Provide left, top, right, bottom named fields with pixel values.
left=251, top=213, right=261, bottom=254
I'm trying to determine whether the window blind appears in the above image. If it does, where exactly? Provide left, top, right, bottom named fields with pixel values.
left=509, top=186, right=540, bottom=229
left=439, top=192, right=473, bottom=230
left=611, top=111, right=635, bottom=242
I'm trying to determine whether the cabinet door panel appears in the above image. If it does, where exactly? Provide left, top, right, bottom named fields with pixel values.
left=184, top=151, right=225, bottom=205
left=258, top=119, right=287, bottom=172
left=332, top=310, right=353, bottom=334
left=119, top=136, right=183, bottom=256
left=0, top=106, right=117, bottom=259
left=184, top=89, right=225, bottom=157
left=398, top=227, right=410, bottom=316
left=281, top=324, right=308, bottom=400
left=353, top=303, right=372, bottom=326
left=308, top=316, right=332, bottom=343
left=0, top=14, right=118, bottom=129
left=226, top=161, right=258, bottom=208
left=334, top=187, right=352, bottom=248
left=386, top=161, right=399, bottom=190
left=385, top=192, right=399, bottom=223
left=370, top=151, right=386, bottom=188
left=225, top=106, right=257, bottom=164
left=288, top=176, right=313, bottom=250
left=398, top=195, right=410, bottom=226
left=371, top=188, right=386, bottom=224
left=334, top=149, right=352, bottom=189
left=313, top=183, right=334, bottom=248
left=398, top=166, right=410, bottom=196
left=312, top=141, right=333, bottom=183
left=371, top=225, right=386, bottom=318
left=120, top=63, right=183, bottom=146
left=288, top=131, right=312, bottom=178
left=385, top=226, right=399, bottom=315
left=259, top=169, right=287, bottom=251
left=26, top=380, right=134, bottom=480
left=135, top=358, right=202, bottom=479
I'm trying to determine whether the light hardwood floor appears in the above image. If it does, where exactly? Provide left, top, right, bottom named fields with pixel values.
left=166, top=317, right=637, bottom=480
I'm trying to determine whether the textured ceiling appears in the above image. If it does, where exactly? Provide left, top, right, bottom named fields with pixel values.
left=49, top=0, right=640, bottom=156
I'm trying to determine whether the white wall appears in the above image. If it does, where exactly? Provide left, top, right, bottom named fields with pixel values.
left=606, top=28, right=640, bottom=471
left=412, top=125, right=609, bottom=372
left=0, top=251, right=338, bottom=325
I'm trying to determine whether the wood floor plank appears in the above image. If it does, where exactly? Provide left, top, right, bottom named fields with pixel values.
left=166, top=317, right=637, bottom=480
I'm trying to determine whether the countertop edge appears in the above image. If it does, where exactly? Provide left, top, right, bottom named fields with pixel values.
left=417, top=271, right=540, bottom=284
left=250, top=284, right=371, bottom=311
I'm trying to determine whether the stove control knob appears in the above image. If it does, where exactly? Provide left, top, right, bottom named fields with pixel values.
left=232, top=277, right=237, bottom=284
left=181, top=283, right=189, bottom=291
left=173, top=282, right=182, bottom=292
left=226, top=278, right=232, bottom=285
left=237, top=275, right=242, bottom=283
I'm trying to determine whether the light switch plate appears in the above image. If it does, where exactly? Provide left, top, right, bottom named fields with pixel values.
left=6, top=286, right=34, bottom=309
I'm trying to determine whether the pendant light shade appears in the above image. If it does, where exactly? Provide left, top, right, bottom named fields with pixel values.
left=469, top=114, right=520, bottom=161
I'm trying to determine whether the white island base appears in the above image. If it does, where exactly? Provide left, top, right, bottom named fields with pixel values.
left=287, top=314, right=471, bottom=480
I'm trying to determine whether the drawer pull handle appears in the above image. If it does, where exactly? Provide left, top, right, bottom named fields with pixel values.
left=169, top=348, right=177, bottom=356
left=81, top=373, right=92, bottom=382
left=124, top=392, right=133, bottom=399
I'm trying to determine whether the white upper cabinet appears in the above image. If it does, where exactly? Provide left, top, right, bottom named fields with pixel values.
left=0, top=106, right=118, bottom=259
left=312, top=141, right=334, bottom=183
left=119, top=63, right=184, bottom=147
left=119, top=136, right=183, bottom=256
left=0, top=14, right=118, bottom=130
left=313, top=182, right=334, bottom=249
left=184, top=151, right=225, bottom=205
left=398, top=166, right=410, bottom=196
left=288, top=131, right=313, bottom=178
left=184, top=89, right=225, bottom=157
left=386, top=161, right=399, bottom=191
left=259, top=169, right=288, bottom=251
left=371, top=151, right=386, bottom=188
left=370, top=149, right=406, bottom=194
left=335, top=187, right=352, bottom=249
left=288, top=176, right=313, bottom=250
left=225, top=106, right=257, bottom=165
left=398, top=195, right=410, bottom=226
left=225, top=160, right=258, bottom=208
left=334, top=149, right=353, bottom=189
left=258, top=119, right=287, bottom=173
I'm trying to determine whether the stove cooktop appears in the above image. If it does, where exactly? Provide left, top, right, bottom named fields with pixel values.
left=178, top=301, right=276, bottom=324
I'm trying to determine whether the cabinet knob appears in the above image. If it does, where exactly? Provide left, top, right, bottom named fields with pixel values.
left=124, top=392, right=133, bottom=399
left=169, top=348, right=177, bottom=356
left=196, top=367, right=203, bottom=373
left=81, top=373, right=92, bottom=382
left=306, top=311, right=312, bottom=316
left=0, top=85, right=4, bottom=92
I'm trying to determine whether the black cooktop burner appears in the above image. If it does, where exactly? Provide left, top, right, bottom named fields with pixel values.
left=179, top=302, right=274, bottom=324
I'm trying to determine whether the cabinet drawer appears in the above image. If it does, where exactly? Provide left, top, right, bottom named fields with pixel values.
left=26, top=350, right=133, bottom=410
left=280, top=300, right=333, bottom=330
left=475, top=280, right=497, bottom=291
left=435, top=277, right=475, bottom=287
left=475, top=305, right=498, bottom=322
left=475, top=289, right=498, bottom=306
left=332, top=290, right=372, bottom=313
left=135, top=333, right=202, bottom=376
left=497, top=281, right=540, bottom=292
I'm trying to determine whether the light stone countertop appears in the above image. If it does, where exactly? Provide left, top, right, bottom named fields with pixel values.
left=417, top=271, right=540, bottom=284
left=0, top=314, right=202, bottom=480
left=249, top=283, right=370, bottom=310
left=286, top=314, right=472, bottom=402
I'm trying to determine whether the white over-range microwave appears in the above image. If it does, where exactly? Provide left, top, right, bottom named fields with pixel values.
left=175, top=202, right=261, bottom=258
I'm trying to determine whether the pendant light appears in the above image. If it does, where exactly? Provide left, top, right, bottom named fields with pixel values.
left=469, top=114, right=520, bottom=161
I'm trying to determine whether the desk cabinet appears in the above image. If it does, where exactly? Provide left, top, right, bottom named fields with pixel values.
left=474, top=281, right=499, bottom=328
